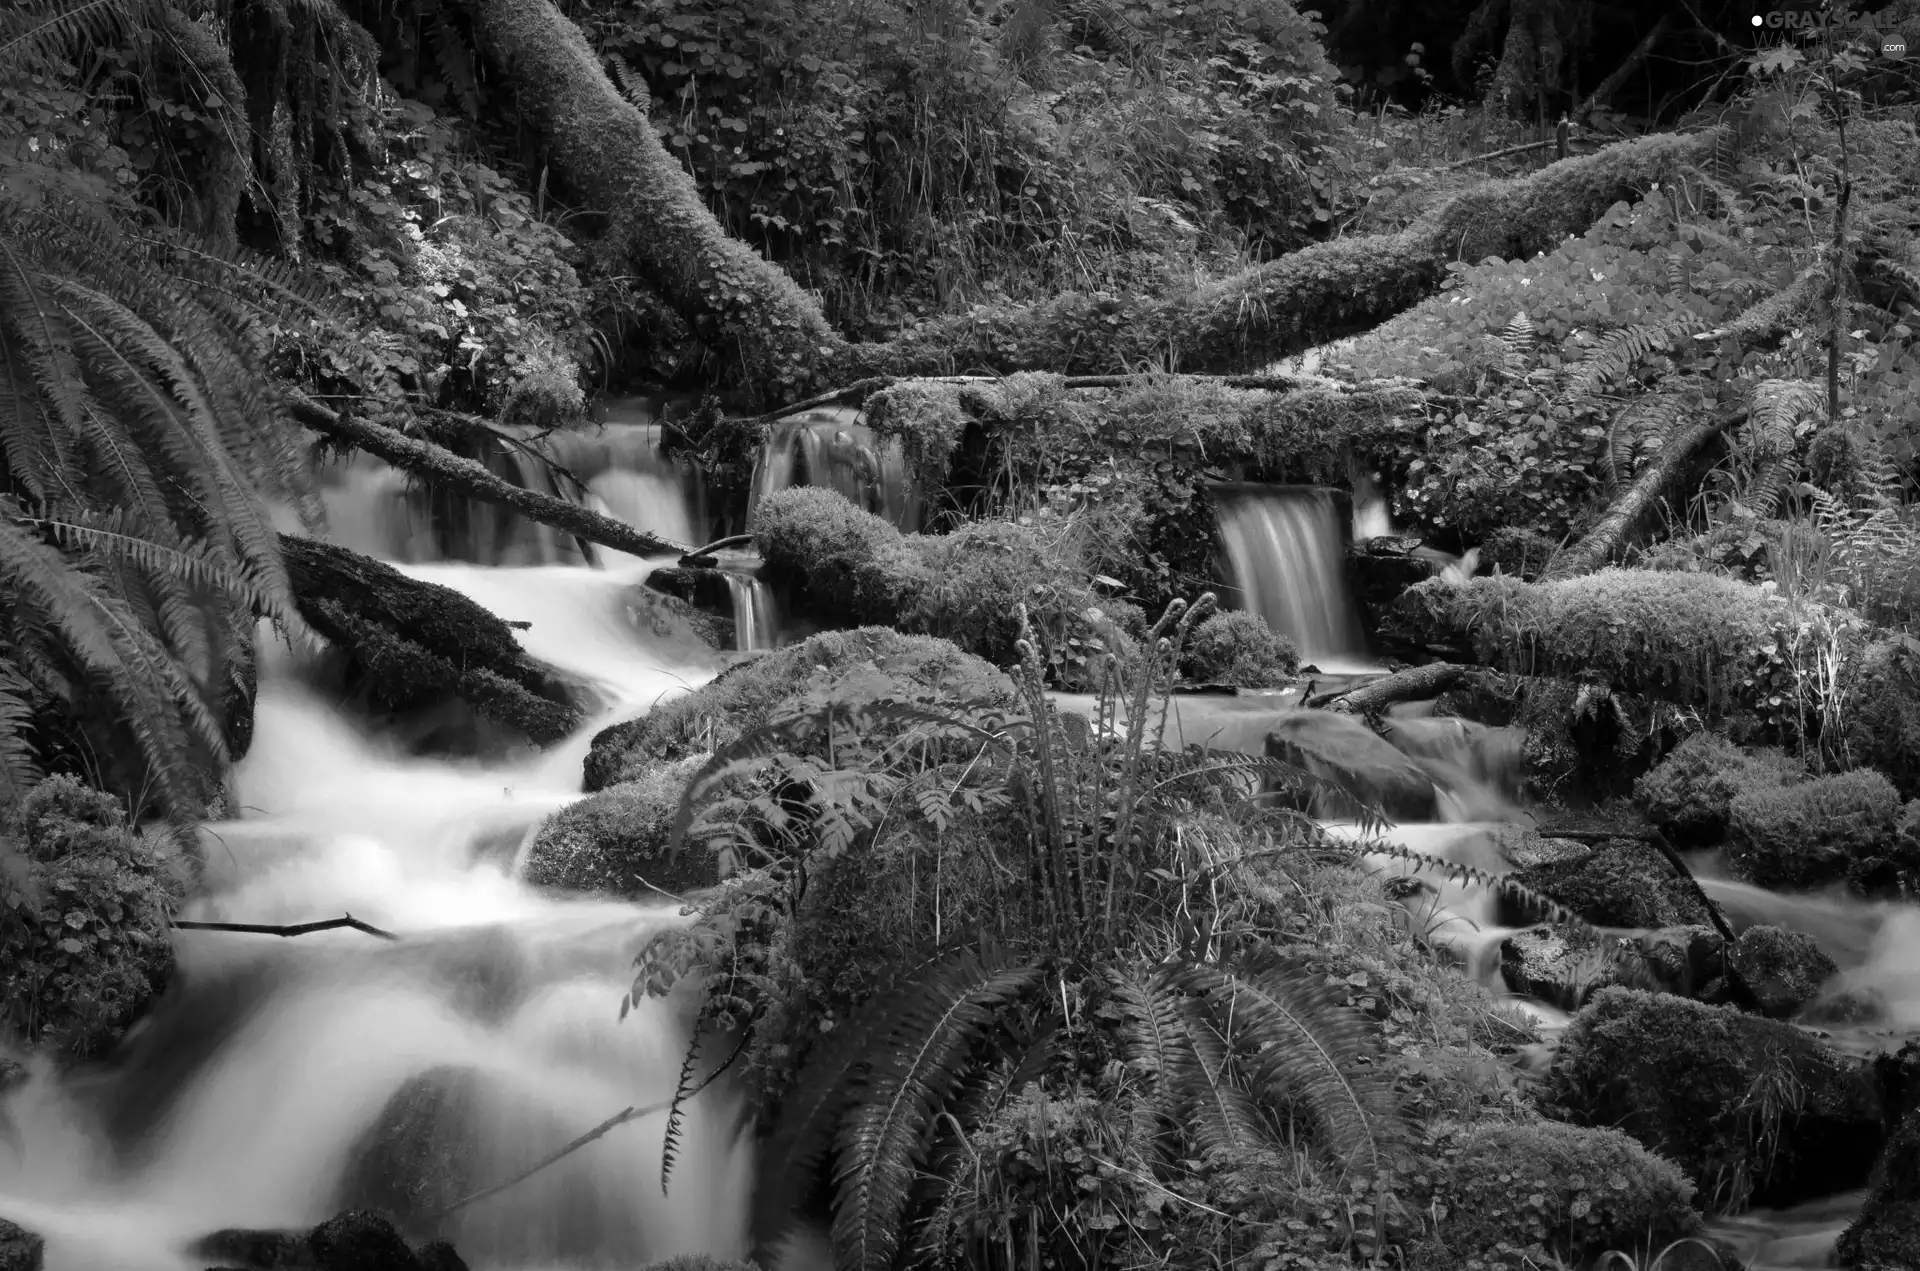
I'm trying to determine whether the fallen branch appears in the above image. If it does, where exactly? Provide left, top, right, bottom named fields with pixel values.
left=172, top=914, right=399, bottom=940
left=1305, top=663, right=1469, bottom=712
left=1544, top=407, right=1746, bottom=579
left=1443, top=138, right=1567, bottom=169
left=291, top=396, right=690, bottom=557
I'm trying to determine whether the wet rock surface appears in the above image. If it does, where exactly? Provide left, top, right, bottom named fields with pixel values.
left=1264, top=710, right=1438, bottom=821
left=1726, top=924, right=1839, bottom=1020
left=194, top=1211, right=467, bottom=1271
left=1507, top=837, right=1706, bottom=929
left=0, top=1220, right=42, bottom=1271
left=335, top=1069, right=481, bottom=1232
left=1840, top=1041, right=1920, bottom=1271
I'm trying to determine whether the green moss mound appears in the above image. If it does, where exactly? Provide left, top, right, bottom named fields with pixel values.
left=1846, top=637, right=1920, bottom=798
left=1727, top=769, right=1906, bottom=892
left=582, top=628, right=1012, bottom=791
left=752, top=485, right=925, bottom=624
left=0, top=776, right=183, bottom=1060
left=523, top=755, right=711, bottom=899
left=1634, top=733, right=1804, bottom=847
left=1180, top=611, right=1298, bottom=687
left=1511, top=839, right=1705, bottom=929
left=1425, top=1119, right=1702, bottom=1266
left=1548, top=988, right=1884, bottom=1212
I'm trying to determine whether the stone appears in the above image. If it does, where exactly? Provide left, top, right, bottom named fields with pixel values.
left=1491, top=825, right=1592, bottom=870
left=0, top=1220, right=43, bottom=1271
left=1725, top=924, right=1839, bottom=1019
left=1550, top=989, right=1886, bottom=1211
left=1838, top=1041, right=1920, bottom=1270
left=1498, top=926, right=1625, bottom=1011
left=1509, top=838, right=1706, bottom=930
left=336, top=1068, right=481, bottom=1232
left=1264, top=710, right=1438, bottom=821
left=1631, top=925, right=1726, bottom=1000
left=190, top=1211, right=455, bottom=1271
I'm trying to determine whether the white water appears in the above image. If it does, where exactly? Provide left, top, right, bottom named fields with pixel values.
left=1212, top=483, right=1375, bottom=674
left=749, top=408, right=921, bottom=531
left=0, top=561, right=765, bottom=1271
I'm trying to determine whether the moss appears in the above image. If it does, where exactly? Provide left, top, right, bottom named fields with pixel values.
left=1511, top=839, right=1705, bottom=929
left=1424, top=1120, right=1702, bottom=1267
left=1838, top=1077, right=1920, bottom=1271
left=1394, top=570, right=1821, bottom=725
left=1180, top=611, right=1299, bottom=687
left=582, top=628, right=1012, bottom=790
left=752, top=486, right=925, bottom=625
left=1725, top=925, right=1837, bottom=1019
left=1634, top=732, right=1804, bottom=847
left=1726, top=769, right=1904, bottom=892
left=281, top=535, right=583, bottom=744
left=1548, top=988, right=1885, bottom=1211
left=902, top=519, right=1098, bottom=667
left=523, top=755, right=711, bottom=898
left=0, top=776, right=183, bottom=1060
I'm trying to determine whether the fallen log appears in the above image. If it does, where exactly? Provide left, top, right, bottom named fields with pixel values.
left=1304, top=663, right=1469, bottom=712
left=1543, top=407, right=1744, bottom=579
left=449, top=0, right=1729, bottom=402
left=291, top=397, right=690, bottom=557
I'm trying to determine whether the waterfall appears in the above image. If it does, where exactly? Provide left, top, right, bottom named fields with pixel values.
left=749, top=408, right=921, bottom=530
left=1350, top=468, right=1393, bottom=541
left=1212, top=484, right=1372, bottom=672
left=0, top=563, right=768, bottom=1271
left=723, top=573, right=780, bottom=653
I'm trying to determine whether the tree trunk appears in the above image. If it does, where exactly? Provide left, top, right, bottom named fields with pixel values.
left=1576, top=15, right=1671, bottom=121
left=1544, top=408, right=1745, bottom=579
left=453, top=0, right=846, bottom=402
left=290, top=398, right=692, bottom=557
left=1305, top=663, right=1469, bottom=713
left=454, top=0, right=1727, bottom=404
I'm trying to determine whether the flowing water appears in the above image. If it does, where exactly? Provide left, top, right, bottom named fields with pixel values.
left=1212, top=483, right=1374, bottom=673
left=0, top=559, right=775, bottom=1271
left=748, top=408, right=921, bottom=531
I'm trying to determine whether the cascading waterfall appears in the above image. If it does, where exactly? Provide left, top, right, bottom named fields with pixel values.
left=749, top=408, right=921, bottom=530
left=1212, top=483, right=1372, bottom=672
left=0, top=561, right=770, bottom=1271
left=723, top=573, right=780, bottom=653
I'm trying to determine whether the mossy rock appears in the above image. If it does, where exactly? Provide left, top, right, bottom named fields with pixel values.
left=1633, top=732, right=1804, bottom=847
left=524, top=755, right=711, bottom=898
left=1264, top=710, right=1438, bottom=821
left=1724, top=924, right=1837, bottom=1019
left=280, top=534, right=584, bottom=745
left=1548, top=988, right=1885, bottom=1211
left=1727, top=769, right=1909, bottom=893
left=0, top=1220, right=42, bottom=1271
left=1423, top=1119, right=1703, bottom=1267
left=1846, top=637, right=1920, bottom=799
left=1841, top=1041, right=1920, bottom=1270
left=1179, top=610, right=1298, bottom=688
left=1509, top=839, right=1705, bottom=930
left=583, top=628, right=1012, bottom=791
left=0, top=776, right=183, bottom=1060
left=192, top=1210, right=464, bottom=1269
left=334, top=1067, right=481, bottom=1232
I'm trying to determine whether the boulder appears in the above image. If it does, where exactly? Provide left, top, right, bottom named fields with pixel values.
left=1498, top=927, right=1627, bottom=1011
left=1549, top=989, right=1885, bottom=1211
left=1725, top=925, right=1838, bottom=1019
left=192, top=1212, right=465, bottom=1271
left=1838, top=1041, right=1920, bottom=1270
left=523, top=755, right=712, bottom=899
left=0, top=1221, right=42, bottom=1271
left=1630, top=926, right=1726, bottom=1001
left=1264, top=711, right=1438, bottom=821
left=1508, top=838, right=1706, bottom=930
left=1490, top=826, right=1592, bottom=870
left=335, top=1069, right=481, bottom=1232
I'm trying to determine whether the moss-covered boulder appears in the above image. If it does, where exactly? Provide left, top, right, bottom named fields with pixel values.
left=192, top=1210, right=466, bottom=1270
left=1422, top=1120, right=1703, bottom=1267
left=1725, top=925, right=1838, bottom=1019
left=1498, top=926, right=1628, bottom=1010
left=1179, top=610, right=1298, bottom=688
left=0, top=776, right=183, bottom=1060
left=281, top=535, right=585, bottom=745
left=1839, top=1042, right=1920, bottom=1270
left=335, top=1068, right=480, bottom=1234
left=1509, top=839, right=1705, bottom=930
left=583, top=628, right=1012, bottom=791
left=1846, top=637, right=1920, bottom=799
left=753, top=486, right=925, bottom=626
left=524, top=756, right=710, bottom=898
left=1633, top=732, right=1804, bottom=847
left=1727, top=769, right=1908, bottom=892
left=1548, top=989, right=1885, bottom=1211
left=0, top=1220, right=42, bottom=1271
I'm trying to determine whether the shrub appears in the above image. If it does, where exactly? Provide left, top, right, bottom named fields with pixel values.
left=1180, top=611, right=1299, bottom=687
left=1424, top=1120, right=1702, bottom=1267
left=581, top=628, right=1012, bottom=790
left=1727, top=769, right=1904, bottom=891
left=522, top=756, right=711, bottom=899
left=1479, top=526, right=1559, bottom=581
left=0, top=776, right=183, bottom=1060
left=1634, top=732, right=1804, bottom=847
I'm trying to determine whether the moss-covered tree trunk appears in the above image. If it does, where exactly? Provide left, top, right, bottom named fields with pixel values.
left=1545, top=408, right=1742, bottom=579
left=454, top=0, right=1728, bottom=405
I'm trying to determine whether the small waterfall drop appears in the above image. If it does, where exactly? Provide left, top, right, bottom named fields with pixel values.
left=1350, top=468, right=1393, bottom=541
left=0, top=564, right=762, bottom=1271
left=1213, top=484, right=1372, bottom=672
left=723, top=573, right=780, bottom=652
left=749, top=407, right=921, bottom=530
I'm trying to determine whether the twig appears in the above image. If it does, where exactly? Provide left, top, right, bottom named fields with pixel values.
left=171, top=914, right=400, bottom=940
left=679, top=533, right=756, bottom=563
left=1444, top=138, right=1569, bottom=169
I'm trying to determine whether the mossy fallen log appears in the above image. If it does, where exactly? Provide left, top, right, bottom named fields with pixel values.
left=280, top=535, right=584, bottom=744
left=449, top=0, right=1728, bottom=403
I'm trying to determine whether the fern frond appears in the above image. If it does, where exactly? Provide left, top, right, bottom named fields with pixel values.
left=1168, top=948, right=1407, bottom=1174
left=1500, top=311, right=1536, bottom=377
left=1565, top=310, right=1712, bottom=396
left=831, top=946, right=1043, bottom=1271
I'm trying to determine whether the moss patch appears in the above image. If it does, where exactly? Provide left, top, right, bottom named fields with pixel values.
left=1180, top=611, right=1298, bottom=687
left=1727, top=769, right=1907, bottom=893
left=1634, top=732, right=1804, bottom=847
left=523, top=755, right=711, bottom=899
left=1548, top=988, right=1885, bottom=1212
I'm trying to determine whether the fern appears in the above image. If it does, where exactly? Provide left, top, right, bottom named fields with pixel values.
left=1499, top=310, right=1536, bottom=377
left=1565, top=310, right=1712, bottom=397
left=830, top=946, right=1044, bottom=1271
